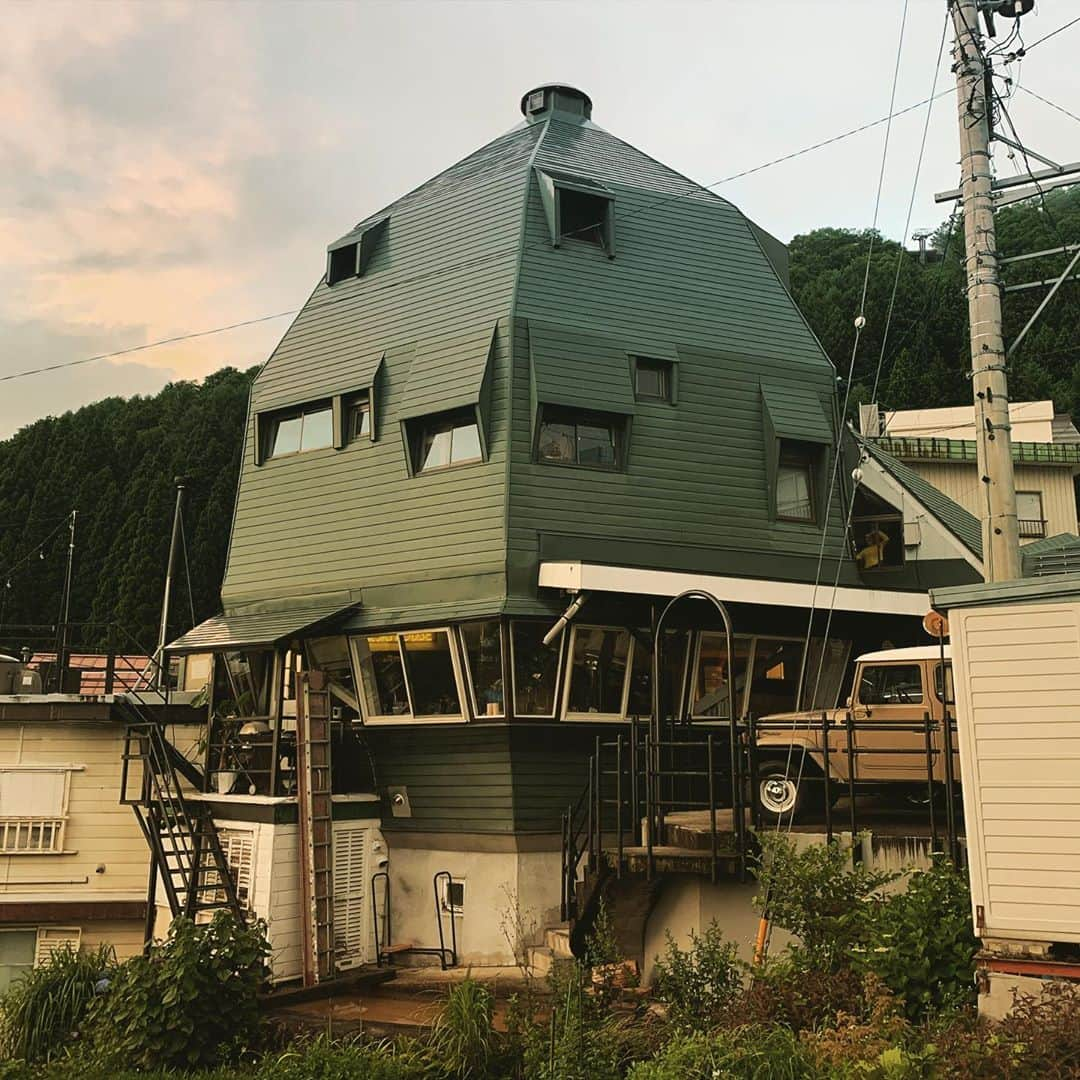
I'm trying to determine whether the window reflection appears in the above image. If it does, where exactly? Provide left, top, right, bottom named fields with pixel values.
left=691, top=634, right=751, bottom=718
left=511, top=622, right=561, bottom=717
left=567, top=627, right=630, bottom=715
left=461, top=621, right=504, bottom=717
left=746, top=639, right=805, bottom=717
left=400, top=631, right=461, bottom=716
left=627, top=630, right=688, bottom=718
left=354, top=635, right=410, bottom=717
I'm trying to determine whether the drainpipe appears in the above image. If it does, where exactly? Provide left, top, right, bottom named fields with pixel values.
left=541, top=592, right=589, bottom=646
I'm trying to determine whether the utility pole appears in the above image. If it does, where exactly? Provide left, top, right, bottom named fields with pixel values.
left=56, top=510, right=77, bottom=691
left=950, top=0, right=1020, bottom=581
left=155, top=478, right=186, bottom=689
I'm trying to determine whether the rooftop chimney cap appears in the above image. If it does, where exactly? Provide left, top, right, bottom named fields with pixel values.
left=520, top=83, right=592, bottom=121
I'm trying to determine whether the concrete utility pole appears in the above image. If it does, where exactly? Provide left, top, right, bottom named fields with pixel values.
left=155, top=478, right=186, bottom=688
left=950, top=0, right=1021, bottom=581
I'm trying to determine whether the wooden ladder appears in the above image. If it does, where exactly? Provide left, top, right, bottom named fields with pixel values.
left=297, top=671, right=334, bottom=985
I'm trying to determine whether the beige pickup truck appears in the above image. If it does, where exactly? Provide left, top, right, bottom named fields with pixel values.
left=753, top=646, right=956, bottom=821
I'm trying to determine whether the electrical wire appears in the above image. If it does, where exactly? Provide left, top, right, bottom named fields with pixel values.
left=1021, top=14, right=1080, bottom=53
left=1018, top=86, right=1080, bottom=127
left=0, top=516, right=71, bottom=585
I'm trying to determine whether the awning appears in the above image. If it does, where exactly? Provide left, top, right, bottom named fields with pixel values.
left=760, top=380, right=834, bottom=444
left=529, top=321, right=636, bottom=416
left=538, top=561, right=930, bottom=618
left=398, top=324, right=496, bottom=421
left=166, top=600, right=357, bottom=653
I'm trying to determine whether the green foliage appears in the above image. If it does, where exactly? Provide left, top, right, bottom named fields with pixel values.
left=427, top=976, right=497, bottom=1080
left=650, top=921, right=741, bottom=1027
left=0, top=944, right=115, bottom=1063
left=84, top=912, right=270, bottom=1072
left=0, top=367, right=256, bottom=649
left=753, top=833, right=896, bottom=967
left=788, top=186, right=1080, bottom=422
left=730, top=958, right=870, bottom=1034
left=855, top=858, right=978, bottom=1021
left=626, top=1025, right=815, bottom=1080
left=253, top=1033, right=428, bottom=1080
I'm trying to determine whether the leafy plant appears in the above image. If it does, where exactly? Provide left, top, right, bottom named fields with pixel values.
left=427, top=976, right=497, bottom=1080
left=650, top=921, right=741, bottom=1027
left=855, top=857, right=978, bottom=1020
left=753, top=833, right=895, bottom=967
left=85, top=912, right=270, bottom=1071
left=0, top=943, right=115, bottom=1063
left=626, top=1025, right=816, bottom=1080
left=256, top=1032, right=428, bottom=1080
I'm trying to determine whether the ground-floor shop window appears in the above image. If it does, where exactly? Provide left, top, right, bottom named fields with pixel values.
left=510, top=621, right=563, bottom=718
left=351, top=629, right=465, bottom=723
left=460, top=621, right=504, bottom=717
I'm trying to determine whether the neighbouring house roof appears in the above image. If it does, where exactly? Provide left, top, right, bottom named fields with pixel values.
left=932, top=570, right=1080, bottom=611
left=1020, top=532, right=1080, bottom=577
left=860, top=439, right=984, bottom=560
left=29, top=653, right=153, bottom=694
left=167, top=600, right=357, bottom=653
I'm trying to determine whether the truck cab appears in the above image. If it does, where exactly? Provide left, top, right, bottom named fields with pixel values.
left=753, top=646, right=955, bottom=821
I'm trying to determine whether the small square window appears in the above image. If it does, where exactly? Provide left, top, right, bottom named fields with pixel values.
left=537, top=407, right=622, bottom=470
left=327, top=243, right=358, bottom=286
left=559, top=189, right=610, bottom=248
left=440, top=878, right=465, bottom=915
left=347, top=399, right=371, bottom=442
left=634, top=358, right=672, bottom=402
left=409, top=408, right=483, bottom=474
left=776, top=444, right=815, bottom=523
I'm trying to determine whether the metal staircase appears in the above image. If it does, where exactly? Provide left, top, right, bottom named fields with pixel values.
left=120, top=706, right=244, bottom=921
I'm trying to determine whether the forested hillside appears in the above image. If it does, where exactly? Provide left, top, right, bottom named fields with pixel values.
left=0, top=189, right=1076, bottom=648
left=0, top=367, right=256, bottom=652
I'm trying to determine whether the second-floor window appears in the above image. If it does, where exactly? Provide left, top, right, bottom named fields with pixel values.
left=537, top=406, right=623, bottom=470
left=265, top=403, right=333, bottom=459
left=776, top=443, right=816, bottom=522
left=410, top=408, right=482, bottom=473
left=1017, top=490, right=1046, bottom=538
left=0, top=768, right=73, bottom=854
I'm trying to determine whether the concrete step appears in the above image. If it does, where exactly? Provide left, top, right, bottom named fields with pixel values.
left=526, top=945, right=575, bottom=979
left=545, top=926, right=574, bottom=959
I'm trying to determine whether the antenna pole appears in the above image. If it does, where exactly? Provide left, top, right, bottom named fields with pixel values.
left=949, top=0, right=1020, bottom=581
left=155, top=479, right=186, bottom=688
left=56, top=510, right=77, bottom=690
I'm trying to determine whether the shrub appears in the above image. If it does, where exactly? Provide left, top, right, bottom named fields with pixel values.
left=627, top=1025, right=817, bottom=1080
left=427, top=976, right=497, bottom=1080
left=753, top=833, right=895, bottom=968
left=256, top=1033, right=428, bottom=1080
left=85, top=912, right=270, bottom=1071
left=0, top=943, right=115, bottom=1063
left=650, top=921, right=741, bottom=1027
left=855, top=857, right=978, bottom=1020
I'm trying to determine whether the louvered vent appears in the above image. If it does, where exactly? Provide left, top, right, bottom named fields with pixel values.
left=35, top=927, right=81, bottom=966
left=332, top=824, right=371, bottom=970
left=208, top=829, right=255, bottom=911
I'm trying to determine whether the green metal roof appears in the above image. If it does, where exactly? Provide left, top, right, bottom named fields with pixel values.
left=167, top=599, right=357, bottom=653
left=528, top=321, right=636, bottom=416
left=398, top=324, right=496, bottom=421
left=760, top=381, right=833, bottom=444
left=861, top=439, right=984, bottom=559
left=932, top=571, right=1080, bottom=611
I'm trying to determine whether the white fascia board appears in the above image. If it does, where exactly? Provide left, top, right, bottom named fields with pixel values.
left=538, top=561, right=930, bottom=617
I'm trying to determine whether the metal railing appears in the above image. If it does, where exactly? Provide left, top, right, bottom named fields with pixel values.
left=1018, top=518, right=1047, bottom=539
left=877, top=435, right=1080, bottom=466
left=371, top=869, right=458, bottom=970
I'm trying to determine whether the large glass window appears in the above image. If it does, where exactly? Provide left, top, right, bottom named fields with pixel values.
left=265, top=404, right=333, bottom=459
left=803, top=638, right=852, bottom=710
left=537, top=407, right=621, bottom=470
left=565, top=627, right=631, bottom=717
left=411, top=408, right=482, bottom=473
left=857, top=665, right=924, bottom=706
left=746, top=639, right=805, bottom=718
left=460, top=622, right=504, bottom=718
left=511, top=621, right=562, bottom=717
left=626, top=629, right=689, bottom=719
left=351, top=629, right=465, bottom=722
left=691, top=634, right=752, bottom=718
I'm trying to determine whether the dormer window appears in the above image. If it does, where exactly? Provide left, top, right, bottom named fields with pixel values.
left=265, top=403, right=333, bottom=459
left=535, top=168, right=615, bottom=257
left=537, top=406, right=624, bottom=470
left=327, top=243, right=358, bottom=286
left=326, top=217, right=390, bottom=286
left=634, top=358, right=673, bottom=403
left=776, top=444, right=816, bottom=522
left=346, top=396, right=371, bottom=442
left=409, top=408, right=483, bottom=474
left=560, top=189, right=609, bottom=247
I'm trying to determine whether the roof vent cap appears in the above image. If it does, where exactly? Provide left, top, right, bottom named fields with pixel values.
left=520, top=84, right=592, bottom=124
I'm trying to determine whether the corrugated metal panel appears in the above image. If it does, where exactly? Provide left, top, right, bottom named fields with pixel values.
left=528, top=321, right=636, bottom=415
left=167, top=601, right=356, bottom=652
left=760, top=381, right=833, bottom=444
left=398, top=324, right=496, bottom=421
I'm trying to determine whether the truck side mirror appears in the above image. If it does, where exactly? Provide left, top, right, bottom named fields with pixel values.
left=845, top=695, right=852, bottom=707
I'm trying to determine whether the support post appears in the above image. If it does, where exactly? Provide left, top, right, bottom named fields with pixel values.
left=155, top=480, right=186, bottom=687
left=950, top=0, right=1020, bottom=582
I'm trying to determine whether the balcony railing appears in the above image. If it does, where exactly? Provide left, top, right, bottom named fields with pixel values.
left=0, top=818, right=66, bottom=853
left=877, top=435, right=1080, bottom=467
left=1018, top=518, right=1048, bottom=539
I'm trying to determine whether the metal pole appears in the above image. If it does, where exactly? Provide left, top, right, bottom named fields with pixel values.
left=951, top=0, right=1020, bottom=581
left=155, top=480, right=187, bottom=687
left=924, top=713, right=938, bottom=852
left=56, top=510, right=77, bottom=692
left=822, top=712, right=833, bottom=845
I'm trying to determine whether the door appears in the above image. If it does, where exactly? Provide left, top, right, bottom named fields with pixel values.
left=332, top=823, right=372, bottom=971
left=851, top=662, right=929, bottom=780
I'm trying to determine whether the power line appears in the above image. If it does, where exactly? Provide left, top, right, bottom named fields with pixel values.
left=1018, top=86, right=1080, bottom=127
left=1022, top=14, right=1080, bottom=53
left=0, top=311, right=298, bottom=385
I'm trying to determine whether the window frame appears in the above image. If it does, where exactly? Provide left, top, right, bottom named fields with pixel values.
left=509, top=619, right=567, bottom=720
left=406, top=406, right=485, bottom=476
left=689, top=634, right=807, bottom=722
left=632, top=357, right=675, bottom=404
left=561, top=624, right=635, bottom=723
left=327, top=241, right=360, bottom=286
left=349, top=628, right=469, bottom=725
left=457, top=620, right=506, bottom=720
left=0, top=766, right=79, bottom=855
left=345, top=394, right=372, bottom=444
left=555, top=186, right=615, bottom=256
left=1016, top=490, right=1047, bottom=539
left=439, top=876, right=465, bottom=917
left=775, top=445, right=817, bottom=524
left=535, top=405, right=626, bottom=472
left=261, top=401, right=334, bottom=461
left=855, top=664, right=925, bottom=707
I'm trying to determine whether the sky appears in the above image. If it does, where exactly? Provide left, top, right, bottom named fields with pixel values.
left=1, top=0, right=1077, bottom=438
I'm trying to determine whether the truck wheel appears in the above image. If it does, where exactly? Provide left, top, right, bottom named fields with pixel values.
left=756, top=755, right=812, bottom=823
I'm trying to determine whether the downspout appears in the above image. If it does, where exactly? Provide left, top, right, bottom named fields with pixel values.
left=541, top=592, right=589, bottom=647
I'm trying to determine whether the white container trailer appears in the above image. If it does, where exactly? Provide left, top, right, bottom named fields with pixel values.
left=933, top=573, right=1080, bottom=1017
